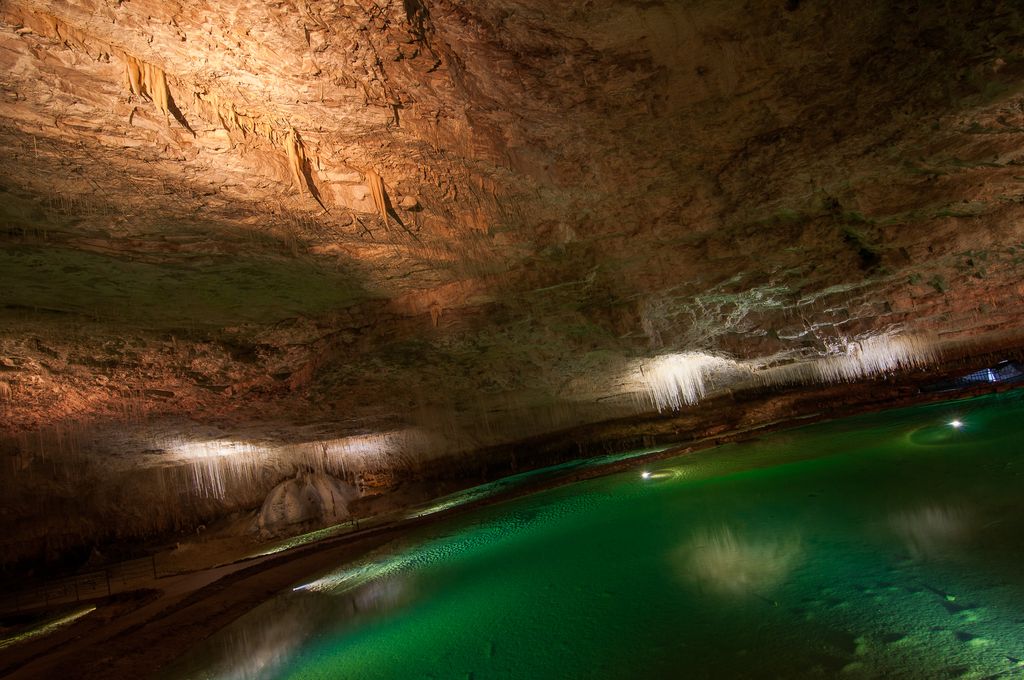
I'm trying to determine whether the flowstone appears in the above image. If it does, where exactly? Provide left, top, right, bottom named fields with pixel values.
left=255, top=471, right=360, bottom=538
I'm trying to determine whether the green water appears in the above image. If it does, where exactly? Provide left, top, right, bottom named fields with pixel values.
left=168, top=391, right=1024, bottom=679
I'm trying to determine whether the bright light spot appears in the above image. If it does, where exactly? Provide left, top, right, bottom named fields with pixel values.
left=950, top=420, right=963, bottom=429
left=640, top=469, right=682, bottom=481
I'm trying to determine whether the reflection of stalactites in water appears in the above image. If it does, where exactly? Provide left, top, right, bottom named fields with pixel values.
left=678, top=525, right=802, bottom=597
left=348, top=577, right=410, bottom=614
left=890, top=504, right=970, bottom=560
left=168, top=573, right=413, bottom=680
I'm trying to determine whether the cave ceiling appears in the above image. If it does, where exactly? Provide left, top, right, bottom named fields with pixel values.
left=2, top=0, right=1024, bottom=457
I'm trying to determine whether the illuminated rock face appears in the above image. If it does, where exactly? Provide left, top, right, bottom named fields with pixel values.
left=1, top=1, right=1024, bottom=559
left=256, top=473, right=359, bottom=538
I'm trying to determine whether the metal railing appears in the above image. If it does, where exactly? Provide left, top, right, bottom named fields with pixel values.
left=0, top=555, right=158, bottom=614
left=0, top=491, right=492, bottom=615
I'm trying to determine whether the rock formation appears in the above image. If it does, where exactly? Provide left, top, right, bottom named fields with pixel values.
left=255, top=472, right=359, bottom=538
left=1, top=0, right=1024, bottom=565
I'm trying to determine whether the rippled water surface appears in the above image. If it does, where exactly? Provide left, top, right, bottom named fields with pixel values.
left=167, top=391, right=1024, bottom=679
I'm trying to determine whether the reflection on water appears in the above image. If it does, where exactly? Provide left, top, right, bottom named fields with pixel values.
left=906, top=423, right=963, bottom=446
left=167, top=391, right=1024, bottom=680
left=639, top=468, right=680, bottom=481
left=0, top=605, right=96, bottom=651
left=678, top=525, right=802, bottom=597
left=163, top=575, right=413, bottom=680
left=890, top=504, right=971, bottom=560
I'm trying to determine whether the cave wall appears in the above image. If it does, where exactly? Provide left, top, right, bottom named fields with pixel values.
left=1, top=0, right=1024, bottom=565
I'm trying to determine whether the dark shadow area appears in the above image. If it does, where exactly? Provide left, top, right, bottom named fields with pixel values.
left=299, top=156, right=328, bottom=213
left=165, top=95, right=195, bottom=137
left=0, top=185, right=374, bottom=329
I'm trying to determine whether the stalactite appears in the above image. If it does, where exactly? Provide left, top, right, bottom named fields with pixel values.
left=147, top=63, right=170, bottom=115
left=43, top=14, right=89, bottom=52
left=123, top=55, right=143, bottom=96
left=35, top=13, right=176, bottom=125
left=256, top=119, right=276, bottom=142
left=638, top=353, right=743, bottom=412
left=285, top=128, right=307, bottom=190
left=30, top=11, right=329, bottom=200
left=195, top=92, right=276, bottom=143
left=226, top=102, right=243, bottom=136
left=366, top=169, right=390, bottom=228
left=119, top=52, right=187, bottom=132
left=755, top=333, right=940, bottom=386
left=284, top=128, right=327, bottom=209
left=191, top=90, right=326, bottom=205
left=203, top=92, right=229, bottom=130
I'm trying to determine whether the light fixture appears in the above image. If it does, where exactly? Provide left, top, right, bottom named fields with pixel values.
left=641, top=471, right=651, bottom=479
left=949, top=419, right=963, bottom=429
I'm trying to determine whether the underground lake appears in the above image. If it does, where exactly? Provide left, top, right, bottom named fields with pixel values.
left=163, top=389, right=1024, bottom=679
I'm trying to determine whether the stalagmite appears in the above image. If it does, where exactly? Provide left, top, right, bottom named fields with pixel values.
left=255, top=472, right=360, bottom=538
